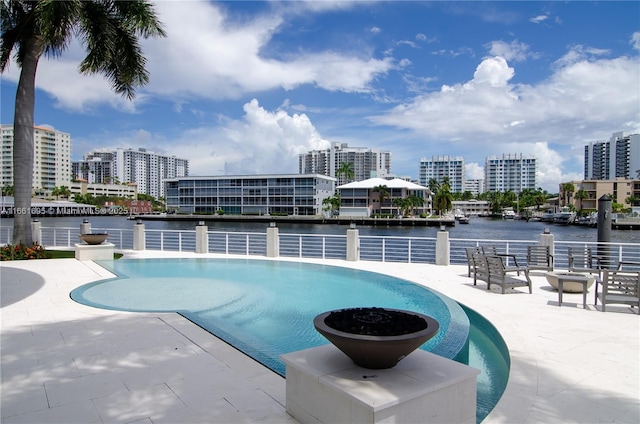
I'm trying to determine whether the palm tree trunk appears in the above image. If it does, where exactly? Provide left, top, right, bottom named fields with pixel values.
left=12, top=36, right=41, bottom=245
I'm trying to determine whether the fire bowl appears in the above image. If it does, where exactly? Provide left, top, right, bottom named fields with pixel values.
left=78, top=233, right=109, bottom=245
left=314, top=307, right=439, bottom=369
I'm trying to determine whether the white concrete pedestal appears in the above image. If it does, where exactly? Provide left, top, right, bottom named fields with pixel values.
left=281, top=344, right=479, bottom=424
left=75, top=243, right=115, bottom=261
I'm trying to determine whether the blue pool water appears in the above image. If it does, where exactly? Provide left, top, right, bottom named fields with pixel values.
left=71, top=258, right=509, bottom=422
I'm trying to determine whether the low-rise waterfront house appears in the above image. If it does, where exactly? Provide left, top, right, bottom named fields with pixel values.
left=337, top=177, right=432, bottom=217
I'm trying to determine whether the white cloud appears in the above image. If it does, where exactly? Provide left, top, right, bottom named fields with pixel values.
left=465, top=163, right=484, bottom=180
left=631, top=31, right=640, bottom=51
left=158, top=99, right=330, bottom=176
left=370, top=50, right=640, bottom=191
left=486, top=40, right=534, bottom=63
left=530, top=15, right=548, bottom=24
left=553, top=45, right=610, bottom=68
left=3, top=1, right=394, bottom=111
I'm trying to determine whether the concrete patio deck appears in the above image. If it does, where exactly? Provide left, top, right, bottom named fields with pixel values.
left=1, top=251, right=638, bottom=423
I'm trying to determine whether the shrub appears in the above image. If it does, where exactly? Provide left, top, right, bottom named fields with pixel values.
left=1, top=243, right=47, bottom=261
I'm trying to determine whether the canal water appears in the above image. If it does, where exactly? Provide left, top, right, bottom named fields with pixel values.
left=3, top=215, right=637, bottom=243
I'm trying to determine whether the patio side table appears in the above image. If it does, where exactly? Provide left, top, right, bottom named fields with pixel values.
left=557, top=274, right=590, bottom=309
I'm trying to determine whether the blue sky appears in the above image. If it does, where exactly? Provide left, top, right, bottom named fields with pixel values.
left=2, top=1, right=639, bottom=192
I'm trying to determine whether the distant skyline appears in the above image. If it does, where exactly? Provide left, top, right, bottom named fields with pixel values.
left=1, top=1, right=638, bottom=193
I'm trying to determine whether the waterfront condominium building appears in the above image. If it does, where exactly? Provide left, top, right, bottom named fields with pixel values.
left=584, top=131, right=640, bottom=180
left=165, top=174, right=335, bottom=216
left=484, top=153, right=537, bottom=194
left=561, top=178, right=640, bottom=210
left=76, top=148, right=189, bottom=199
left=0, top=124, right=72, bottom=194
left=298, top=142, right=392, bottom=186
left=418, top=156, right=464, bottom=193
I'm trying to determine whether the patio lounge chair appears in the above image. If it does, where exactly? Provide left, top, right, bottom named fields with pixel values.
left=526, top=245, right=554, bottom=271
left=485, top=255, right=532, bottom=294
left=594, top=270, right=640, bottom=314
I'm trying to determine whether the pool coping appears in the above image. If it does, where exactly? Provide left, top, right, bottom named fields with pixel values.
left=1, top=251, right=638, bottom=423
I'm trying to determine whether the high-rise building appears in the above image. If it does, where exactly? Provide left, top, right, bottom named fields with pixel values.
left=72, top=154, right=116, bottom=185
left=484, top=153, right=537, bottom=194
left=418, top=156, right=464, bottom=193
left=299, top=142, right=391, bottom=186
left=1, top=125, right=72, bottom=194
left=584, top=132, right=640, bottom=180
left=77, top=148, right=189, bottom=199
left=463, top=179, right=485, bottom=196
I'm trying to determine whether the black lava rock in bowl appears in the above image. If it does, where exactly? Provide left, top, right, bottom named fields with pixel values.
left=313, top=307, right=439, bottom=369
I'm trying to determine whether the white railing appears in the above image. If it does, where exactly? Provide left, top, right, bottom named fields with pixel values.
left=2, top=225, right=640, bottom=268
left=280, top=233, right=346, bottom=259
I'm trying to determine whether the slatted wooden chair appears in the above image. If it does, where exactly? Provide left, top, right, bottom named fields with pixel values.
left=568, top=246, right=602, bottom=277
left=465, top=247, right=481, bottom=277
left=481, top=245, right=521, bottom=269
left=526, top=245, right=554, bottom=271
left=485, top=255, right=532, bottom=294
left=595, top=270, right=640, bottom=314
left=471, top=252, right=489, bottom=286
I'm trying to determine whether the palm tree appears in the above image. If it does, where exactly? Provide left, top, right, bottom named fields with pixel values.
left=322, top=193, right=341, bottom=215
left=561, top=183, right=575, bottom=207
left=406, top=194, right=424, bottom=216
left=427, top=178, right=440, bottom=194
left=372, top=184, right=389, bottom=214
left=574, top=189, right=589, bottom=215
left=58, top=185, right=70, bottom=199
left=336, top=162, right=355, bottom=184
left=392, top=197, right=409, bottom=217
left=2, top=184, right=14, bottom=196
left=1, top=0, right=165, bottom=245
left=625, top=195, right=639, bottom=207
left=433, top=183, right=453, bottom=216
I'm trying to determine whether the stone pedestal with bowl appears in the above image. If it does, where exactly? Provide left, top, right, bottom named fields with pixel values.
left=75, top=233, right=113, bottom=261
left=281, top=344, right=479, bottom=424
left=280, top=307, right=478, bottom=423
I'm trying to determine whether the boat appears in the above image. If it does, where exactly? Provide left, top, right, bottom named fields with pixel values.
left=576, top=212, right=597, bottom=227
left=553, top=206, right=576, bottom=225
left=501, top=210, right=516, bottom=219
left=454, top=209, right=470, bottom=223
left=540, top=211, right=555, bottom=222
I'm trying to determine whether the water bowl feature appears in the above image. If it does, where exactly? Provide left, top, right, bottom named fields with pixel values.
left=314, top=307, right=439, bottom=369
left=78, top=233, right=109, bottom=245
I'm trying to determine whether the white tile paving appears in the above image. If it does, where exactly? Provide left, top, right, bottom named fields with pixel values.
left=1, top=253, right=638, bottom=423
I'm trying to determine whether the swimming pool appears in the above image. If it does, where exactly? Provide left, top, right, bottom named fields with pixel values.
left=71, top=258, right=508, bottom=422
